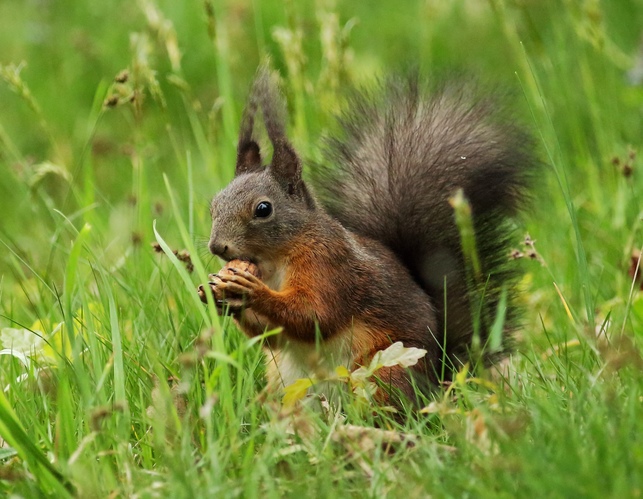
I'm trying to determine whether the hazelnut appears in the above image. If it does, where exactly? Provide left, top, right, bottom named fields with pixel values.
left=220, top=259, right=262, bottom=279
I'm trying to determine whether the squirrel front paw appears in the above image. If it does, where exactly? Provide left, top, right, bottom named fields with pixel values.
left=212, top=269, right=267, bottom=308
left=197, top=277, right=246, bottom=313
left=197, top=260, right=266, bottom=313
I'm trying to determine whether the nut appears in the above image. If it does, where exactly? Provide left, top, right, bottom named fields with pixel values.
left=220, top=259, right=262, bottom=279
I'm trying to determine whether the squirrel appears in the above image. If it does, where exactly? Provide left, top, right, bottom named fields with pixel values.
left=200, top=68, right=537, bottom=408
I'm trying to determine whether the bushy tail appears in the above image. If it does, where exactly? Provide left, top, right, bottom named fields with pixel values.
left=312, top=73, right=538, bottom=367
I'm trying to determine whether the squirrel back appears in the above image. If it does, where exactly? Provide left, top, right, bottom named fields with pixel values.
left=312, top=73, right=537, bottom=367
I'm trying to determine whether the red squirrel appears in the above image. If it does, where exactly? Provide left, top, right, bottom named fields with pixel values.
left=198, top=68, right=536, bottom=407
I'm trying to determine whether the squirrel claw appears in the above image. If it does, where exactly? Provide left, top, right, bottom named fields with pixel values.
left=197, top=284, right=208, bottom=304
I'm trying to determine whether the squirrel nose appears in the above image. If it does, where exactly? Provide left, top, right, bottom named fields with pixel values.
left=208, top=239, right=229, bottom=258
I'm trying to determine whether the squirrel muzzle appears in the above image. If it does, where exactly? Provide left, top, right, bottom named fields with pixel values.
left=208, top=238, right=232, bottom=259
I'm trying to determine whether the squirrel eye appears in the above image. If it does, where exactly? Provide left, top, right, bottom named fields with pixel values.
left=254, top=201, right=273, bottom=218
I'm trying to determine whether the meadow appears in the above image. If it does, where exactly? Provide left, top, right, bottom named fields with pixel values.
left=0, top=0, right=642, bottom=496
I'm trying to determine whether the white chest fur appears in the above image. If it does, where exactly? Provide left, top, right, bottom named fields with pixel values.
left=263, top=339, right=354, bottom=403
left=258, top=260, right=287, bottom=291
left=263, top=322, right=373, bottom=394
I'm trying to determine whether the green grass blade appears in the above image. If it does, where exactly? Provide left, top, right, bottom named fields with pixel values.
left=0, top=390, right=72, bottom=496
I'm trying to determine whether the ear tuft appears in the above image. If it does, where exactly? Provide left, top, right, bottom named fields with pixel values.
left=236, top=140, right=263, bottom=175
left=235, top=73, right=263, bottom=176
left=271, top=139, right=303, bottom=195
left=237, top=65, right=306, bottom=196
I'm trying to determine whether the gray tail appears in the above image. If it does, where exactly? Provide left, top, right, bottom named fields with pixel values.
left=312, top=73, right=538, bottom=368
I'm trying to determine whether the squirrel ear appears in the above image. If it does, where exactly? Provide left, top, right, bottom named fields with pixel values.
left=236, top=140, right=263, bottom=176
left=270, top=139, right=303, bottom=196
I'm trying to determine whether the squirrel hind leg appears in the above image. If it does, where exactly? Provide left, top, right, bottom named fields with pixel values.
left=371, top=363, right=436, bottom=413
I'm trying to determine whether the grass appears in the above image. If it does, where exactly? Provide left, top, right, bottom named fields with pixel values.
left=1, top=0, right=642, bottom=496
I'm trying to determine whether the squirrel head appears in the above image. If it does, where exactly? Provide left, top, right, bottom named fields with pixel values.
left=208, top=69, right=317, bottom=268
